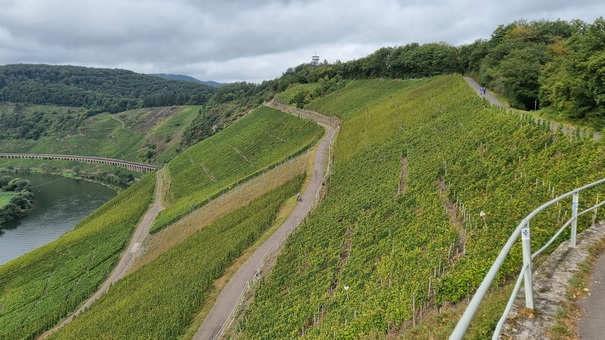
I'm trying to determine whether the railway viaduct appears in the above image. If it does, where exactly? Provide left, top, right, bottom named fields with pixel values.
left=0, top=153, right=159, bottom=173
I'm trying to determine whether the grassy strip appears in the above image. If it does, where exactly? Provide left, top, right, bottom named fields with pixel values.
left=0, top=173, right=155, bottom=339
left=50, top=175, right=304, bottom=339
left=0, top=192, right=14, bottom=208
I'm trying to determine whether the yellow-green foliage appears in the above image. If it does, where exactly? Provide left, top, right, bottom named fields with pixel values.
left=274, top=83, right=320, bottom=104
left=238, top=75, right=605, bottom=338
left=152, top=105, right=323, bottom=232
left=50, top=175, right=304, bottom=339
left=0, top=173, right=155, bottom=340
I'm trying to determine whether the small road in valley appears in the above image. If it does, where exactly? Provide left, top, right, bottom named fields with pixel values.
left=38, top=170, right=166, bottom=339
left=193, top=102, right=339, bottom=340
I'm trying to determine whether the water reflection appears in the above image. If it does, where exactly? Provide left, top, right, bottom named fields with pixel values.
left=0, top=173, right=115, bottom=265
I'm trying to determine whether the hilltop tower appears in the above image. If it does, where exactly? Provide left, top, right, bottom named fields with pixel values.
left=311, top=53, right=320, bottom=66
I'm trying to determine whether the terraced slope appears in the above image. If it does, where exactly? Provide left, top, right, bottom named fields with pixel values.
left=153, top=105, right=323, bottom=232
left=237, top=75, right=605, bottom=338
left=0, top=173, right=156, bottom=340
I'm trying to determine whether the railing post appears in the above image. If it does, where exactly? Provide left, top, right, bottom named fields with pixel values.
left=571, top=191, right=579, bottom=247
left=521, top=224, right=534, bottom=309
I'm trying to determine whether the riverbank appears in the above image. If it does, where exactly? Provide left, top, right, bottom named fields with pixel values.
left=0, top=176, right=35, bottom=226
left=0, top=172, right=117, bottom=265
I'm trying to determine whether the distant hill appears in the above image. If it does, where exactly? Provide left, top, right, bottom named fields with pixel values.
left=150, top=73, right=227, bottom=88
left=0, top=64, right=217, bottom=114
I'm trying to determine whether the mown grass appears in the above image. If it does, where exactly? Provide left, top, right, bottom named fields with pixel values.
left=0, top=173, right=155, bottom=339
left=0, top=191, right=14, bottom=208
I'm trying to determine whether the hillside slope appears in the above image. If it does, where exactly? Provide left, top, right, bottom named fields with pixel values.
left=0, top=104, right=201, bottom=165
left=0, top=173, right=156, bottom=340
left=0, top=102, right=323, bottom=339
left=153, top=105, right=323, bottom=231
left=237, top=75, right=605, bottom=338
left=0, top=64, right=215, bottom=113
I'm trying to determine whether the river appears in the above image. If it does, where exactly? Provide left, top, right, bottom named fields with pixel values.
left=0, top=173, right=116, bottom=265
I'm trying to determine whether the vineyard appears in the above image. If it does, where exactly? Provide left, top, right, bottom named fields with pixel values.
left=152, top=105, right=323, bottom=232
left=49, top=176, right=304, bottom=339
left=0, top=172, right=155, bottom=339
left=237, top=75, right=605, bottom=338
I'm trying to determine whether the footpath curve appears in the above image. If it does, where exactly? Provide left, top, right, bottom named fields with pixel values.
left=193, top=102, right=339, bottom=340
left=38, top=170, right=165, bottom=339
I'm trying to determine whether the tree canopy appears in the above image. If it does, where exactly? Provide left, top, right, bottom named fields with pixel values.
left=0, top=64, right=216, bottom=114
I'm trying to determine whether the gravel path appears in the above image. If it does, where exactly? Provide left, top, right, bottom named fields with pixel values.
left=193, top=103, right=338, bottom=340
left=38, top=171, right=165, bottom=339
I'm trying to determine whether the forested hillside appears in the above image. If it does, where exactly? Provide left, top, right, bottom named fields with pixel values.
left=237, top=75, right=605, bottom=338
left=149, top=73, right=226, bottom=87
left=0, top=64, right=215, bottom=114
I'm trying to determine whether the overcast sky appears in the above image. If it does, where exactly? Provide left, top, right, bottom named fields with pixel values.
left=0, top=0, right=603, bottom=83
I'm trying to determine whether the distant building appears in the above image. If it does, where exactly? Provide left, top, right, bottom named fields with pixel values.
left=311, top=54, right=320, bottom=66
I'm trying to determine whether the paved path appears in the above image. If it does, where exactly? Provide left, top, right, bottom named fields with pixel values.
left=463, top=76, right=506, bottom=108
left=38, top=171, right=165, bottom=339
left=463, top=76, right=601, bottom=140
left=193, top=104, right=338, bottom=340
left=578, top=253, right=605, bottom=339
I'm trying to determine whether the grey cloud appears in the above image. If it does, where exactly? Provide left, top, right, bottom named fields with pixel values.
left=0, top=0, right=603, bottom=82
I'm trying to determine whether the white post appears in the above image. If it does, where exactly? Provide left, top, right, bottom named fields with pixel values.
left=571, top=191, right=579, bottom=247
left=521, top=225, right=534, bottom=309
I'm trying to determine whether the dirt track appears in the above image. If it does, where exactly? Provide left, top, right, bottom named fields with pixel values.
left=193, top=103, right=339, bottom=340
left=38, top=171, right=165, bottom=339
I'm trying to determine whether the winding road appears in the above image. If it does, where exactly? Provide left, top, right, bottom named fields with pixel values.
left=38, top=171, right=166, bottom=339
left=193, top=103, right=339, bottom=340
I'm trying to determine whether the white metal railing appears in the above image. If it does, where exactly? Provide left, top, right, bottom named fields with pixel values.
left=450, top=178, right=605, bottom=340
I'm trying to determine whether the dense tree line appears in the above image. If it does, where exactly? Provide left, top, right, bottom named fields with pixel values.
left=0, top=64, right=216, bottom=114
left=0, top=176, right=34, bottom=225
left=276, top=18, right=605, bottom=124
